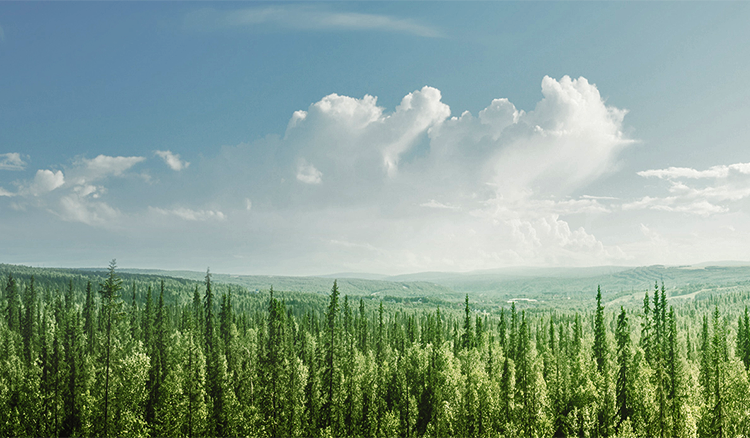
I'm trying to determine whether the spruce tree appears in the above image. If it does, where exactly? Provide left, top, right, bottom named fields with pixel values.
left=4, top=273, right=20, bottom=332
left=99, top=259, right=123, bottom=437
left=83, top=281, right=96, bottom=354
left=357, top=298, right=368, bottom=352
left=615, top=306, right=632, bottom=431
left=203, top=269, right=227, bottom=437
left=321, top=280, right=341, bottom=433
left=21, top=276, right=37, bottom=364
left=593, top=285, right=608, bottom=373
left=462, top=294, right=474, bottom=350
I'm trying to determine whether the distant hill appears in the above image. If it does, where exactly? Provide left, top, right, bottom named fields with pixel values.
left=4, top=262, right=750, bottom=313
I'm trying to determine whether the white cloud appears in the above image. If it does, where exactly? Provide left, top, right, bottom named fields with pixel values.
left=186, top=5, right=440, bottom=38
left=296, top=160, right=323, bottom=184
left=638, top=162, right=750, bottom=179
left=2, top=77, right=639, bottom=273
left=74, top=155, right=145, bottom=183
left=28, top=169, right=65, bottom=196
left=2, top=154, right=146, bottom=227
left=0, top=187, right=15, bottom=197
left=150, top=207, right=226, bottom=222
left=198, top=75, right=634, bottom=271
left=155, top=150, right=189, bottom=171
left=57, top=195, right=120, bottom=226
left=420, top=200, right=460, bottom=211
left=629, top=161, right=750, bottom=217
left=0, top=153, right=26, bottom=171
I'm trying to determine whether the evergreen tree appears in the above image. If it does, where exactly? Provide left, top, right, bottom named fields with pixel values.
left=61, top=311, right=84, bottom=437
left=593, top=285, right=608, bottom=373
left=143, top=285, right=154, bottom=353
left=203, top=269, right=228, bottom=437
left=262, top=287, right=286, bottom=437
left=357, top=298, right=368, bottom=353
left=83, top=281, right=96, bottom=354
left=739, top=306, right=750, bottom=371
left=21, top=276, right=37, bottom=365
left=321, top=280, right=341, bottom=433
left=4, top=273, right=20, bottom=332
left=462, top=294, right=474, bottom=350
left=615, top=306, right=633, bottom=432
left=666, top=306, right=685, bottom=438
left=98, top=260, right=123, bottom=437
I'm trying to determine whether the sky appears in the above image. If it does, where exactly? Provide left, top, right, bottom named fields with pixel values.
left=1, top=2, right=750, bottom=276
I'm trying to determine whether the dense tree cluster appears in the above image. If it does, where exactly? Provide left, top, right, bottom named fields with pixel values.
left=1, top=263, right=750, bottom=437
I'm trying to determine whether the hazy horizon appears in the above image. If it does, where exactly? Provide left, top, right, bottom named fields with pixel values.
left=2, top=3, right=750, bottom=276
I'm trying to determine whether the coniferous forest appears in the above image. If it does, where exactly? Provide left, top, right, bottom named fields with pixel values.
left=2, top=261, right=750, bottom=437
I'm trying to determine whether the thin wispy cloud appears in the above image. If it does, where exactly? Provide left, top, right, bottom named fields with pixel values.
left=185, top=6, right=441, bottom=38
left=626, top=161, right=750, bottom=217
left=0, top=153, right=27, bottom=171
left=150, top=206, right=226, bottom=222
left=638, top=162, right=750, bottom=179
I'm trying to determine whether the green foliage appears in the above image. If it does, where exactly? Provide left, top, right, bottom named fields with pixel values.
left=1, top=262, right=750, bottom=437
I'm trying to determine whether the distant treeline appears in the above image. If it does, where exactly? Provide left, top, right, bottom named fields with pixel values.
left=1, top=261, right=750, bottom=437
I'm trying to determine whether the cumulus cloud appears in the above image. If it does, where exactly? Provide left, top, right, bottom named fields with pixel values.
left=155, top=150, right=189, bottom=171
left=28, top=170, right=65, bottom=196
left=200, top=76, right=633, bottom=270
left=1, top=154, right=147, bottom=227
left=0, top=153, right=26, bottom=171
left=1, top=77, right=637, bottom=272
left=296, top=160, right=323, bottom=184
left=185, top=5, right=440, bottom=38
left=150, top=207, right=226, bottom=221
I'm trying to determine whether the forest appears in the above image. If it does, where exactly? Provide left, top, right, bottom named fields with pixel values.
left=1, top=261, right=750, bottom=437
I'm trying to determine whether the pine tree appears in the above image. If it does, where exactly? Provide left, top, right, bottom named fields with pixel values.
left=262, top=287, right=286, bottom=437
left=83, top=281, right=96, bottom=354
left=615, top=306, right=632, bottom=432
left=515, top=311, right=546, bottom=437
left=509, top=302, right=518, bottom=361
left=21, top=276, right=37, bottom=364
left=641, top=290, right=652, bottom=364
left=99, top=259, right=123, bottom=437
left=740, top=306, right=750, bottom=371
left=462, top=294, right=474, bottom=350
left=129, top=282, right=140, bottom=341
left=357, top=298, right=368, bottom=353
left=61, top=311, right=84, bottom=437
left=204, top=269, right=228, bottom=437
left=4, top=273, right=20, bottom=332
left=143, top=285, right=154, bottom=353
left=666, top=306, right=685, bottom=438
left=593, top=285, right=608, bottom=373
left=498, top=307, right=507, bottom=355
left=321, top=280, right=341, bottom=433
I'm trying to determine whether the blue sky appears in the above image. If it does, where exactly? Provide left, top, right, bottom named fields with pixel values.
left=1, top=2, right=750, bottom=275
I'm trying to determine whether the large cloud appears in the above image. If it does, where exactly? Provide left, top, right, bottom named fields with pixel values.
left=1, top=77, right=637, bottom=273
left=201, top=75, right=633, bottom=271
